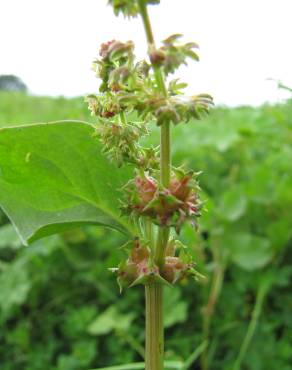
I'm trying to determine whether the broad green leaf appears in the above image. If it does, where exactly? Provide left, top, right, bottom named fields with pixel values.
left=0, top=121, right=136, bottom=245
left=224, top=233, right=273, bottom=270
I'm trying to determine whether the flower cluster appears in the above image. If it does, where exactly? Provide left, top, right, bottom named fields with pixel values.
left=154, top=93, right=214, bottom=126
left=121, top=168, right=202, bottom=233
left=111, top=238, right=204, bottom=291
left=86, top=38, right=213, bottom=133
left=86, top=35, right=212, bottom=165
left=85, top=35, right=213, bottom=168
left=93, top=39, right=135, bottom=93
left=161, top=240, right=205, bottom=284
left=85, top=40, right=161, bottom=167
left=93, top=119, right=158, bottom=168
left=113, top=238, right=159, bottom=292
left=88, top=36, right=213, bottom=118
left=150, top=34, right=200, bottom=75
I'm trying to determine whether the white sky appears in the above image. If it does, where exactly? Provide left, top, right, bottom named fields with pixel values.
left=1, top=0, right=292, bottom=106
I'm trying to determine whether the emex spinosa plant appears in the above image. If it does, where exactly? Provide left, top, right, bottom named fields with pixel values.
left=86, top=1, right=213, bottom=368
left=0, top=1, right=212, bottom=369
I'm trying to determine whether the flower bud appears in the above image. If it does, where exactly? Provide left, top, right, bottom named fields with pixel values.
left=161, top=256, right=188, bottom=284
left=117, top=262, right=139, bottom=292
left=99, top=40, right=116, bottom=59
left=130, top=238, right=150, bottom=263
left=150, top=49, right=166, bottom=66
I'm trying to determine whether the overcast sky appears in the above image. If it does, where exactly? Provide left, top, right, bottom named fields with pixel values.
left=1, top=0, right=292, bottom=106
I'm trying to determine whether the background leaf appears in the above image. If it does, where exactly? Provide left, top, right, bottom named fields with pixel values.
left=164, top=286, right=188, bottom=329
left=224, top=233, right=273, bottom=270
left=218, top=188, right=247, bottom=221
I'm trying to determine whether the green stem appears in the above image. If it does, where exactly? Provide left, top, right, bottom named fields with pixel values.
left=144, top=219, right=154, bottom=251
left=137, top=0, right=170, bottom=184
left=155, top=227, right=170, bottom=268
left=154, top=67, right=168, bottom=96
left=138, top=0, right=171, bottom=265
left=137, top=0, right=155, bottom=46
left=137, top=1, right=171, bottom=370
left=145, top=284, right=164, bottom=370
left=160, top=121, right=171, bottom=185
left=232, top=284, right=267, bottom=370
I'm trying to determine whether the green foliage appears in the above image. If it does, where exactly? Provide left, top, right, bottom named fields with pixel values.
left=0, top=93, right=291, bottom=369
left=0, top=92, right=93, bottom=125
left=223, top=233, right=272, bottom=270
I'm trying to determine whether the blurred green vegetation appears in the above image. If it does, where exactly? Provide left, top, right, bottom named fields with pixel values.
left=0, top=92, right=291, bottom=370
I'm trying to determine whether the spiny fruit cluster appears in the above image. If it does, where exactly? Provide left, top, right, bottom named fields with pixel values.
left=111, top=238, right=204, bottom=292
left=121, top=168, right=202, bottom=233
left=87, top=0, right=213, bottom=290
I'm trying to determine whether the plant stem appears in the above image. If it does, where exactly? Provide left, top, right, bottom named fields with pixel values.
left=144, top=219, right=154, bottom=251
left=137, top=1, right=171, bottom=369
left=155, top=227, right=170, bottom=268
left=232, top=283, right=267, bottom=370
left=145, top=284, right=164, bottom=370
left=160, top=121, right=171, bottom=185
left=137, top=0, right=171, bottom=266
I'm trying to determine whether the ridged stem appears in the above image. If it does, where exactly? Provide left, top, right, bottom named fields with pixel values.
left=137, top=1, right=171, bottom=369
left=145, top=284, right=164, bottom=370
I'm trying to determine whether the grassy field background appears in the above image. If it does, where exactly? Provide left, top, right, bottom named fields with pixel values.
left=0, top=92, right=291, bottom=370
